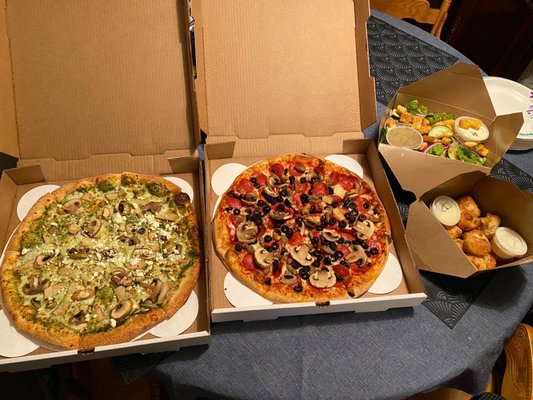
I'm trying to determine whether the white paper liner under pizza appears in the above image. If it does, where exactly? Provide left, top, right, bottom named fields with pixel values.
left=0, top=179, right=200, bottom=357
left=211, top=154, right=403, bottom=307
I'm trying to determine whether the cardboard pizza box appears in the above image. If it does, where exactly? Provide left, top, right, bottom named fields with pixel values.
left=189, top=0, right=426, bottom=322
left=0, top=0, right=210, bottom=371
left=406, top=171, right=533, bottom=278
left=378, top=63, right=524, bottom=197
left=376, top=63, right=529, bottom=278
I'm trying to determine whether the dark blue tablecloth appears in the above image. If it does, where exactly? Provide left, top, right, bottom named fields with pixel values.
left=135, top=11, right=533, bottom=400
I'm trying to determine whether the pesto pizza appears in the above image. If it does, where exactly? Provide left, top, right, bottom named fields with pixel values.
left=213, top=153, right=392, bottom=303
left=0, top=172, right=200, bottom=350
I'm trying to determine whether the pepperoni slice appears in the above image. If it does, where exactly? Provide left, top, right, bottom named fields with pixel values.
left=336, top=244, right=351, bottom=257
left=339, top=231, right=355, bottom=242
left=333, top=264, right=350, bottom=278
left=329, top=170, right=342, bottom=185
left=242, top=253, right=256, bottom=271
left=250, top=172, right=268, bottom=186
left=288, top=162, right=305, bottom=176
left=236, top=178, right=254, bottom=195
left=340, top=174, right=359, bottom=191
left=225, top=196, right=242, bottom=209
left=311, top=182, right=328, bottom=196
left=288, top=231, right=305, bottom=246
left=295, top=182, right=311, bottom=194
left=270, top=162, right=285, bottom=178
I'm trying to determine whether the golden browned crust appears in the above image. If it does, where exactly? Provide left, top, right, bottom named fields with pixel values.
left=0, top=172, right=200, bottom=349
left=213, top=153, right=391, bottom=303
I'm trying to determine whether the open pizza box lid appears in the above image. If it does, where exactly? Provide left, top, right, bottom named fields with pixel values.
left=406, top=171, right=533, bottom=278
left=0, top=1, right=210, bottom=371
left=190, top=0, right=426, bottom=322
left=377, top=63, right=524, bottom=200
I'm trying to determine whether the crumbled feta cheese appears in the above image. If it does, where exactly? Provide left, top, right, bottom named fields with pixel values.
left=21, top=248, right=29, bottom=255
left=110, top=318, right=116, bottom=328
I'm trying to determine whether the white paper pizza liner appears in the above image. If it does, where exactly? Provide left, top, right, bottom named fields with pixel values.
left=17, top=184, right=60, bottom=221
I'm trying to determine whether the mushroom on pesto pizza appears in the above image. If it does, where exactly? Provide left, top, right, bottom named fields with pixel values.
left=213, top=153, right=392, bottom=303
left=0, top=172, right=200, bottom=349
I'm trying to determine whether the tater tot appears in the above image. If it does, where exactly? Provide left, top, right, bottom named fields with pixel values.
left=457, top=195, right=481, bottom=217
left=463, top=229, right=491, bottom=256
left=446, top=225, right=463, bottom=239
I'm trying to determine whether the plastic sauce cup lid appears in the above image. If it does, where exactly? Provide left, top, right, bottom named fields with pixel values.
left=430, top=196, right=461, bottom=227
left=491, top=227, right=528, bottom=259
left=386, top=126, right=423, bottom=150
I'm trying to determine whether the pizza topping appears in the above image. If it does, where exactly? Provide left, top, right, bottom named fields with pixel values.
left=82, top=219, right=102, bottom=238
left=34, top=252, right=55, bottom=268
left=22, top=276, right=50, bottom=295
left=71, top=288, right=94, bottom=301
left=288, top=245, right=314, bottom=266
left=279, top=273, right=298, bottom=285
left=354, top=220, right=375, bottom=240
left=322, top=229, right=341, bottom=243
left=63, top=198, right=82, bottom=213
left=253, top=247, right=275, bottom=269
left=111, top=300, right=133, bottom=320
left=309, top=269, right=336, bottom=289
left=346, top=245, right=367, bottom=266
left=236, top=221, right=259, bottom=243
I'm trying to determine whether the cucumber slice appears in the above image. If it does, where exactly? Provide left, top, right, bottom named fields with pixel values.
left=390, top=109, right=400, bottom=120
left=428, top=125, right=453, bottom=138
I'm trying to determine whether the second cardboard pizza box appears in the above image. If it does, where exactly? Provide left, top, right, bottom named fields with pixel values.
left=0, top=1, right=209, bottom=371
left=406, top=171, right=533, bottom=278
left=189, top=0, right=426, bottom=322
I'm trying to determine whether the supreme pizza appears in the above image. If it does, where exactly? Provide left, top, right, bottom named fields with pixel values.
left=213, top=153, right=392, bottom=303
left=0, top=172, right=200, bottom=350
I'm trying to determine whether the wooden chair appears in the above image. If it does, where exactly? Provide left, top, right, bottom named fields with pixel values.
left=370, top=0, right=452, bottom=38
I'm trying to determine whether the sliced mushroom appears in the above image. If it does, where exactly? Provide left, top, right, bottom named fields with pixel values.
left=111, top=300, right=133, bottom=320
left=346, top=245, right=368, bottom=266
left=309, top=269, right=336, bottom=289
left=154, top=204, right=178, bottom=222
left=118, top=201, right=131, bottom=215
left=269, top=209, right=292, bottom=221
left=236, top=221, right=259, bottom=243
left=132, top=247, right=155, bottom=260
left=69, top=310, right=86, bottom=325
left=71, top=288, right=94, bottom=301
left=22, top=276, right=50, bottom=295
left=303, top=216, right=320, bottom=228
left=157, top=282, right=170, bottom=303
left=354, top=220, right=375, bottom=240
left=143, top=202, right=163, bottom=213
left=68, top=224, right=81, bottom=235
left=95, top=305, right=105, bottom=322
left=268, top=175, right=284, bottom=187
left=142, top=279, right=164, bottom=302
left=67, top=247, right=90, bottom=259
left=302, top=170, right=319, bottom=182
left=294, top=164, right=306, bottom=173
left=34, top=252, right=55, bottom=268
left=63, top=198, right=82, bottom=213
left=102, top=206, right=112, bottom=220
left=82, top=219, right=101, bottom=238
left=117, top=235, right=140, bottom=246
left=288, top=245, right=314, bottom=266
left=322, top=229, right=341, bottom=242
left=111, top=268, right=133, bottom=286
left=30, top=297, right=42, bottom=309
left=42, top=233, right=54, bottom=244
left=241, top=192, right=258, bottom=205
left=263, top=186, right=278, bottom=198
left=253, top=247, right=275, bottom=269
left=279, top=273, right=298, bottom=285
left=44, top=283, right=67, bottom=299
left=114, top=285, right=127, bottom=301
left=343, top=186, right=361, bottom=201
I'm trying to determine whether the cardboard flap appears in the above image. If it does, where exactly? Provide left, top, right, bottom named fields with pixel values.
left=0, top=2, right=18, bottom=158
left=407, top=201, right=477, bottom=278
left=379, top=144, right=487, bottom=198
left=398, top=63, right=495, bottom=117
left=193, top=0, right=374, bottom=150
left=3, top=0, right=195, bottom=162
